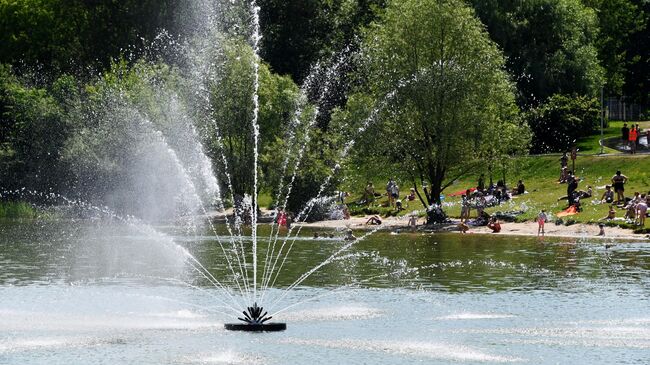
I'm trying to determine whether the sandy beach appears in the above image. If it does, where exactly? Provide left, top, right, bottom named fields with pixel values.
left=294, top=215, right=648, bottom=240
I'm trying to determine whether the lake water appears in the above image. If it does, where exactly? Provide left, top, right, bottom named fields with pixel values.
left=1, top=220, right=649, bottom=364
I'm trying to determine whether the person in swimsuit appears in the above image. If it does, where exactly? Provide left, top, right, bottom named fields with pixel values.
left=537, top=210, right=547, bottom=236
left=488, top=217, right=501, bottom=233
left=611, top=171, right=628, bottom=203
left=636, top=194, right=647, bottom=226
left=601, top=185, right=614, bottom=204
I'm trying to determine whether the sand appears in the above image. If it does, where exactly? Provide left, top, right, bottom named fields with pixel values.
left=294, top=215, right=648, bottom=240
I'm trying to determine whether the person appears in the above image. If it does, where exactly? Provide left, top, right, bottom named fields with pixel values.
left=537, top=210, right=547, bottom=236
left=365, top=215, right=382, bottom=225
left=342, top=205, right=351, bottom=220
left=559, top=166, right=569, bottom=183
left=395, top=199, right=404, bottom=211
left=598, top=223, right=605, bottom=236
left=408, top=214, right=418, bottom=231
left=578, top=185, right=593, bottom=199
left=386, top=178, right=396, bottom=207
left=364, top=182, right=375, bottom=205
left=621, top=123, right=629, bottom=142
left=458, top=221, right=469, bottom=234
left=407, top=188, right=416, bottom=201
left=344, top=228, right=356, bottom=241
left=624, top=200, right=637, bottom=221
left=636, top=124, right=641, bottom=147
left=488, top=217, right=501, bottom=233
left=338, top=190, right=349, bottom=205
left=629, top=125, right=638, bottom=154
left=514, top=180, right=525, bottom=195
left=559, top=153, right=569, bottom=181
left=566, top=171, right=578, bottom=206
left=611, top=170, right=628, bottom=203
left=390, top=181, right=400, bottom=207
left=277, top=209, right=287, bottom=227
left=477, top=174, right=485, bottom=191
left=460, top=194, right=471, bottom=222
left=601, top=185, right=614, bottom=204
left=475, top=192, right=486, bottom=217
left=636, top=194, right=647, bottom=226
left=600, top=205, right=616, bottom=221
left=560, top=152, right=568, bottom=169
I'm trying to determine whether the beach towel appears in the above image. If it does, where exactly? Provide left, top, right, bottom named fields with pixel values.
left=556, top=206, right=578, bottom=217
left=448, top=187, right=476, bottom=197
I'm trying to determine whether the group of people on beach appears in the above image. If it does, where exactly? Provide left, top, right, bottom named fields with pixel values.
left=362, top=178, right=418, bottom=212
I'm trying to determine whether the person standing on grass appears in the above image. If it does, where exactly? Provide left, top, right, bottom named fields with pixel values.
left=537, top=210, right=547, bottom=236
left=566, top=171, right=578, bottom=206
left=611, top=170, right=628, bottom=203
left=386, top=178, right=396, bottom=207
left=636, top=194, right=647, bottom=226
left=622, top=123, right=629, bottom=142
left=636, top=124, right=641, bottom=147
left=364, top=182, right=376, bottom=205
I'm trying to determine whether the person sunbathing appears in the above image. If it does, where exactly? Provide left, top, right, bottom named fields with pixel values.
left=365, top=215, right=382, bottom=225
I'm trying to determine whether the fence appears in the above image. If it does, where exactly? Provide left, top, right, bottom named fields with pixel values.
left=605, top=97, right=647, bottom=121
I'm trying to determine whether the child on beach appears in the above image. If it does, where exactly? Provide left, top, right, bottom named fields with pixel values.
left=598, top=223, right=605, bottom=236
left=408, top=215, right=418, bottom=231
left=537, top=210, right=547, bottom=236
left=488, top=217, right=501, bottom=233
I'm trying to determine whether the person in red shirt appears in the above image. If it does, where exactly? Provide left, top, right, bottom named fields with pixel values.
left=629, top=126, right=638, bottom=154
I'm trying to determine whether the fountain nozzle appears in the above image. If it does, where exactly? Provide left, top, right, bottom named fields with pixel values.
left=225, top=303, right=286, bottom=332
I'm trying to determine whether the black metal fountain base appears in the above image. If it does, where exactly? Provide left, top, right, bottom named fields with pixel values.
left=224, top=303, right=286, bottom=332
left=224, top=322, right=286, bottom=332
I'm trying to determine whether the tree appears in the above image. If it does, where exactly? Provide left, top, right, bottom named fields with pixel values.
left=582, top=0, right=646, bottom=97
left=469, top=0, right=604, bottom=106
left=200, top=39, right=302, bottom=201
left=338, top=0, right=528, bottom=211
left=258, top=0, right=386, bottom=82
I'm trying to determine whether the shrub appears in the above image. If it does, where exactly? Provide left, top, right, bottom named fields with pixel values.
left=527, top=94, right=600, bottom=153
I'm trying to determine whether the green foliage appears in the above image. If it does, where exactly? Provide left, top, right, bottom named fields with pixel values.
left=0, top=201, right=37, bottom=219
left=527, top=94, right=601, bottom=153
left=199, top=38, right=303, bottom=200
left=0, top=64, right=74, bottom=192
left=339, top=0, right=526, bottom=208
left=258, top=0, right=386, bottom=81
left=470, top=0, right=604, bottom=106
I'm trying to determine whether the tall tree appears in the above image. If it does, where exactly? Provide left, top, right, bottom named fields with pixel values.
left=582, top=0, right=646, bottom=97
left=469, top=0, right=604, bottom=106
left=336, top=0, right=528, bottom=210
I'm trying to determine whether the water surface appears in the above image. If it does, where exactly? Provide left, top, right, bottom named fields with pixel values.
left=1, top=220, right=649, bottom=364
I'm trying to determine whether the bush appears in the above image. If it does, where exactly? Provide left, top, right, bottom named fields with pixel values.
left=527, top=94, right=600, bottom=153
left=0, top=201, right=37, bottom=219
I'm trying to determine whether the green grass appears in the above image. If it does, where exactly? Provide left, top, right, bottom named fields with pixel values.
left=445, top=155, right=650, bottom=226
left=341, top=153, right=650, bottom=230
left=0, top=201, right=38, bottom=219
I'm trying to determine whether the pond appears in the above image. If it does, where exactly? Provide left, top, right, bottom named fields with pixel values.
left=1, top=220, right=649, bottom=364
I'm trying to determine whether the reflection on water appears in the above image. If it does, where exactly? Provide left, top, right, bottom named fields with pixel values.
left=1, top=220, right=649, bottom=364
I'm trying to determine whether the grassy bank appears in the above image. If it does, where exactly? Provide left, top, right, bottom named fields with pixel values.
left=0, top=201, right=39, bottom=219
left=342, top=154, right=650, bottom=231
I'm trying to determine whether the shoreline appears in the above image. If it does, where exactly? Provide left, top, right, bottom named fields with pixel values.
left=293, top=215, right=649, bottom=240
